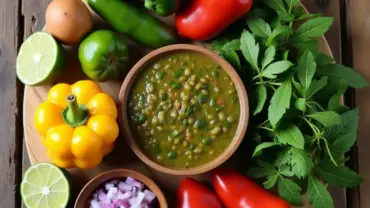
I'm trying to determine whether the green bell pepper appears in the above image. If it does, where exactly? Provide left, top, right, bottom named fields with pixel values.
left=144, top=0, right=181, bottom=16
left=88, top=0, right=177, bottom=49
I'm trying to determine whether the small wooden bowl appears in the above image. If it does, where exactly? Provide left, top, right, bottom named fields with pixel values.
left=75, top=169, right=168, bottom=208
left=118, top=44, right=249, bottom=175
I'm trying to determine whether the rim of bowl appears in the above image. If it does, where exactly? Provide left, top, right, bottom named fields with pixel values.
left=118, top=44, right=249, bottom=176
left=74, top=169, right=168, bottom=208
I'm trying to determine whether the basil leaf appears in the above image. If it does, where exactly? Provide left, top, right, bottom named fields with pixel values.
left=308, top=174, right=334, bottom=208
left=262, top=46, right=276, bottom=70
left=268, top=80, right=292, bottom=126
left=267, top=25, right=292, bottom=46
left=284, top=0, right=300, bottom=13
left=316, top=53, right=334, bottom=66
left=325, top=108, right=359, bottom=141
left=307, top=77, right=328, bottom=99
left=253, top=85, right=267, bottom=115
left=307, top=111, right=342, bottom=127
left=264, top=173, right=279, bottom=189
left=297, top=50, right=316, bottom=90
left=247, top=18, right=272, bottom=38
left=316, top=163, right=364, bottom=188
left=331, top=132, right=357, bottom=153
left=328, top=79, right=347, bottom=110
left=294, top=17, right=334, bottom=41
left=240, top=30, right=260, bottom=70
left=222, top=39, right=241, bottom=52
left=296, top=13, right=321, bottom=21
left=278, top=177, right=303, bottom=205
left=291, top=147, right=313, bottom=178
left=263, top=0, right=293, bottom=21
left=276, top=124, right=305, bottom=149
left=252, top=142, right=280, bottom=157
left=262, top=60, right=293, bottom=79
left=317, top=64, right=368, bottom=88
left=224, top=51, right=241, bottom=70
left=294, top=98, right=306, bottom=112
left=248, top=161, right=276, bottom=178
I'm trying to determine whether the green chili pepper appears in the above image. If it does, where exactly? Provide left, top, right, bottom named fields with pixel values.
left=144, top=0, right=181, bottom=16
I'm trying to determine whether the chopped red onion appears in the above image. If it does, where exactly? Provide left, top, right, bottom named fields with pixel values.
left=89, top=177, right=157, bottom=208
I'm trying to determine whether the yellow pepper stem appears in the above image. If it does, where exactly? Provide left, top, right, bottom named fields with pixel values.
left=62, top=94, right=89, bottom=127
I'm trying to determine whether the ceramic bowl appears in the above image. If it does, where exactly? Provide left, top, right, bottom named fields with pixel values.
left=118, top=44, right=249, bottom=175
left=75, top=169, right=168, bottom=208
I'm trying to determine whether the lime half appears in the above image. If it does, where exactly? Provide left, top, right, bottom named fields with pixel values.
left=16, top=32, right=65, bottom=86
left=21, top=163, right=70, bottom=208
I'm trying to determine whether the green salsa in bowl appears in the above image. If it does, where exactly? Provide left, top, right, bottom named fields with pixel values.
left=119, top=44, right=249, bottom=175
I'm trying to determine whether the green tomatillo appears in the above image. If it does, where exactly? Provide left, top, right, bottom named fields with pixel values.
left=78, top=30, right=129, bottom=82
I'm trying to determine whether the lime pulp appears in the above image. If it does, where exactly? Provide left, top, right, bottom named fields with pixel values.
left=21, top=163, right=70, bottom=208
left=16, top=32, right=64, bottom=86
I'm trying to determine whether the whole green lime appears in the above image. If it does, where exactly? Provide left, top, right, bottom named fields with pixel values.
left=78, top=30, right=129, bottom=82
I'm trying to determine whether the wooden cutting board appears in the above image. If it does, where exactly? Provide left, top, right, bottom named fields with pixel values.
left=23, top=1, right=333, bottom=207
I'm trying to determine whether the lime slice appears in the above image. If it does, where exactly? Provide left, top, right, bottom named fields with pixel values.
left=21, top=163, right=70, bottom=208
left=16, top=32, right=65, bottom=86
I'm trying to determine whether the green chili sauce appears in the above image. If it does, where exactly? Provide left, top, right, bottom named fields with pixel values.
left=128, top=52, right=240, bottom=169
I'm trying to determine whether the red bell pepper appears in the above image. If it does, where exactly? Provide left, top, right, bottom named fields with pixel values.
left=212, top=169, right=291, bottom=208
left=175, top=0, right=253, bottom=41
left=176, top=177, right=223, bottom=208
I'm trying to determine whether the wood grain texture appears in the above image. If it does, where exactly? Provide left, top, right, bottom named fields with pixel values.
left=347, top=0, right=370, bottom=208
left=0, top=0, right=22, bottom=207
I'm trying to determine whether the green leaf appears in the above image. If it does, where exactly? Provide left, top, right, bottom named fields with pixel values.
left=317, top=64, right=368, bottom=88
left=247, top=18, right=272, bottom=38
left=222, top=39, right=241, bottom=52
left=263, top=0, right=293, bottom=21
left=292, top=77, right=305, bottom=97
left=262, top=46, right=276, bottom=70
left=245, top=8, right=268, bottom=20
left=253, top=142, right=280, bottom=157
left=294, top=17, right=334, bottom=41
left=275, top=150, right=292, bottom=166
left=267, top=25, right=293, bottom=46
left=284, top=0, right=300, bottom=13
left=316, top=162, right=364, bottom=188
left=307, top=111, right=342, bottom=127
left=293, top=39, right=320, bottom=58
left=264, top=173, right=279, bottom=189
left=276, top=124, right=305, bottom=149
left=296, top=13, right=322, bottom=21
left=278, top=177, right=302, bottom=205
left=316, top=53, right=334, bottom=66
left=279, top=165, right=294, bottom=177
left=212, top=39, right=229, bottom=53
left=291, top=147, right=313, bottom=178
left=308, top=174, right=334, bottom=208
left=307, top=77, right=328, bottom=99
left=268, top=80, right=292, bottom=127
left=262, top=60, right=293, bottom=79
left=331, top=132, right=357, bottom=153
left=253, top=85, right=267, bottom=115
left=297, top=50, right=316, bottom=90
left=240, top=30, right=260, bottom=70
left=328, top=79, right=347, bottom=110
left=224, top=51, right=242, bottom=70
left=248, top=161, right=276, bottom=178
left=295, top=98, right=306, bottom=112
left=325, top=108, right=359, bottom=140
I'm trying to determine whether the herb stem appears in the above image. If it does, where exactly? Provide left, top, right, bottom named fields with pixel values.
left=301, top=116, right=320, bottom=135
left=322, top=138, right=338, bottom=166
left=257, top=126, right=273, bottom=132
left=307, top=101, right=325, bottom=111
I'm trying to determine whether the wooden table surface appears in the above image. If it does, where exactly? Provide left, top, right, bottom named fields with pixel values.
left=0, top=0, right=369, bottom=207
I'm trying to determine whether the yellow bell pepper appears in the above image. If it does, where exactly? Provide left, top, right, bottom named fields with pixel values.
left=34, top=80, right=119, bottom=169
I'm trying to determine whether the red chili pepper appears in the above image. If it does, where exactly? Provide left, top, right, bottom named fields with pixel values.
left=176, top=177, right=223, bottom=208
left=212, top=169, right=291, bottom=208
left=175, top=0, right=253, bottom=41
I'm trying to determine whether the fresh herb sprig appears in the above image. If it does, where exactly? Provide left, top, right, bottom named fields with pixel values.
left=212, top=0, right=367, bottom=207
